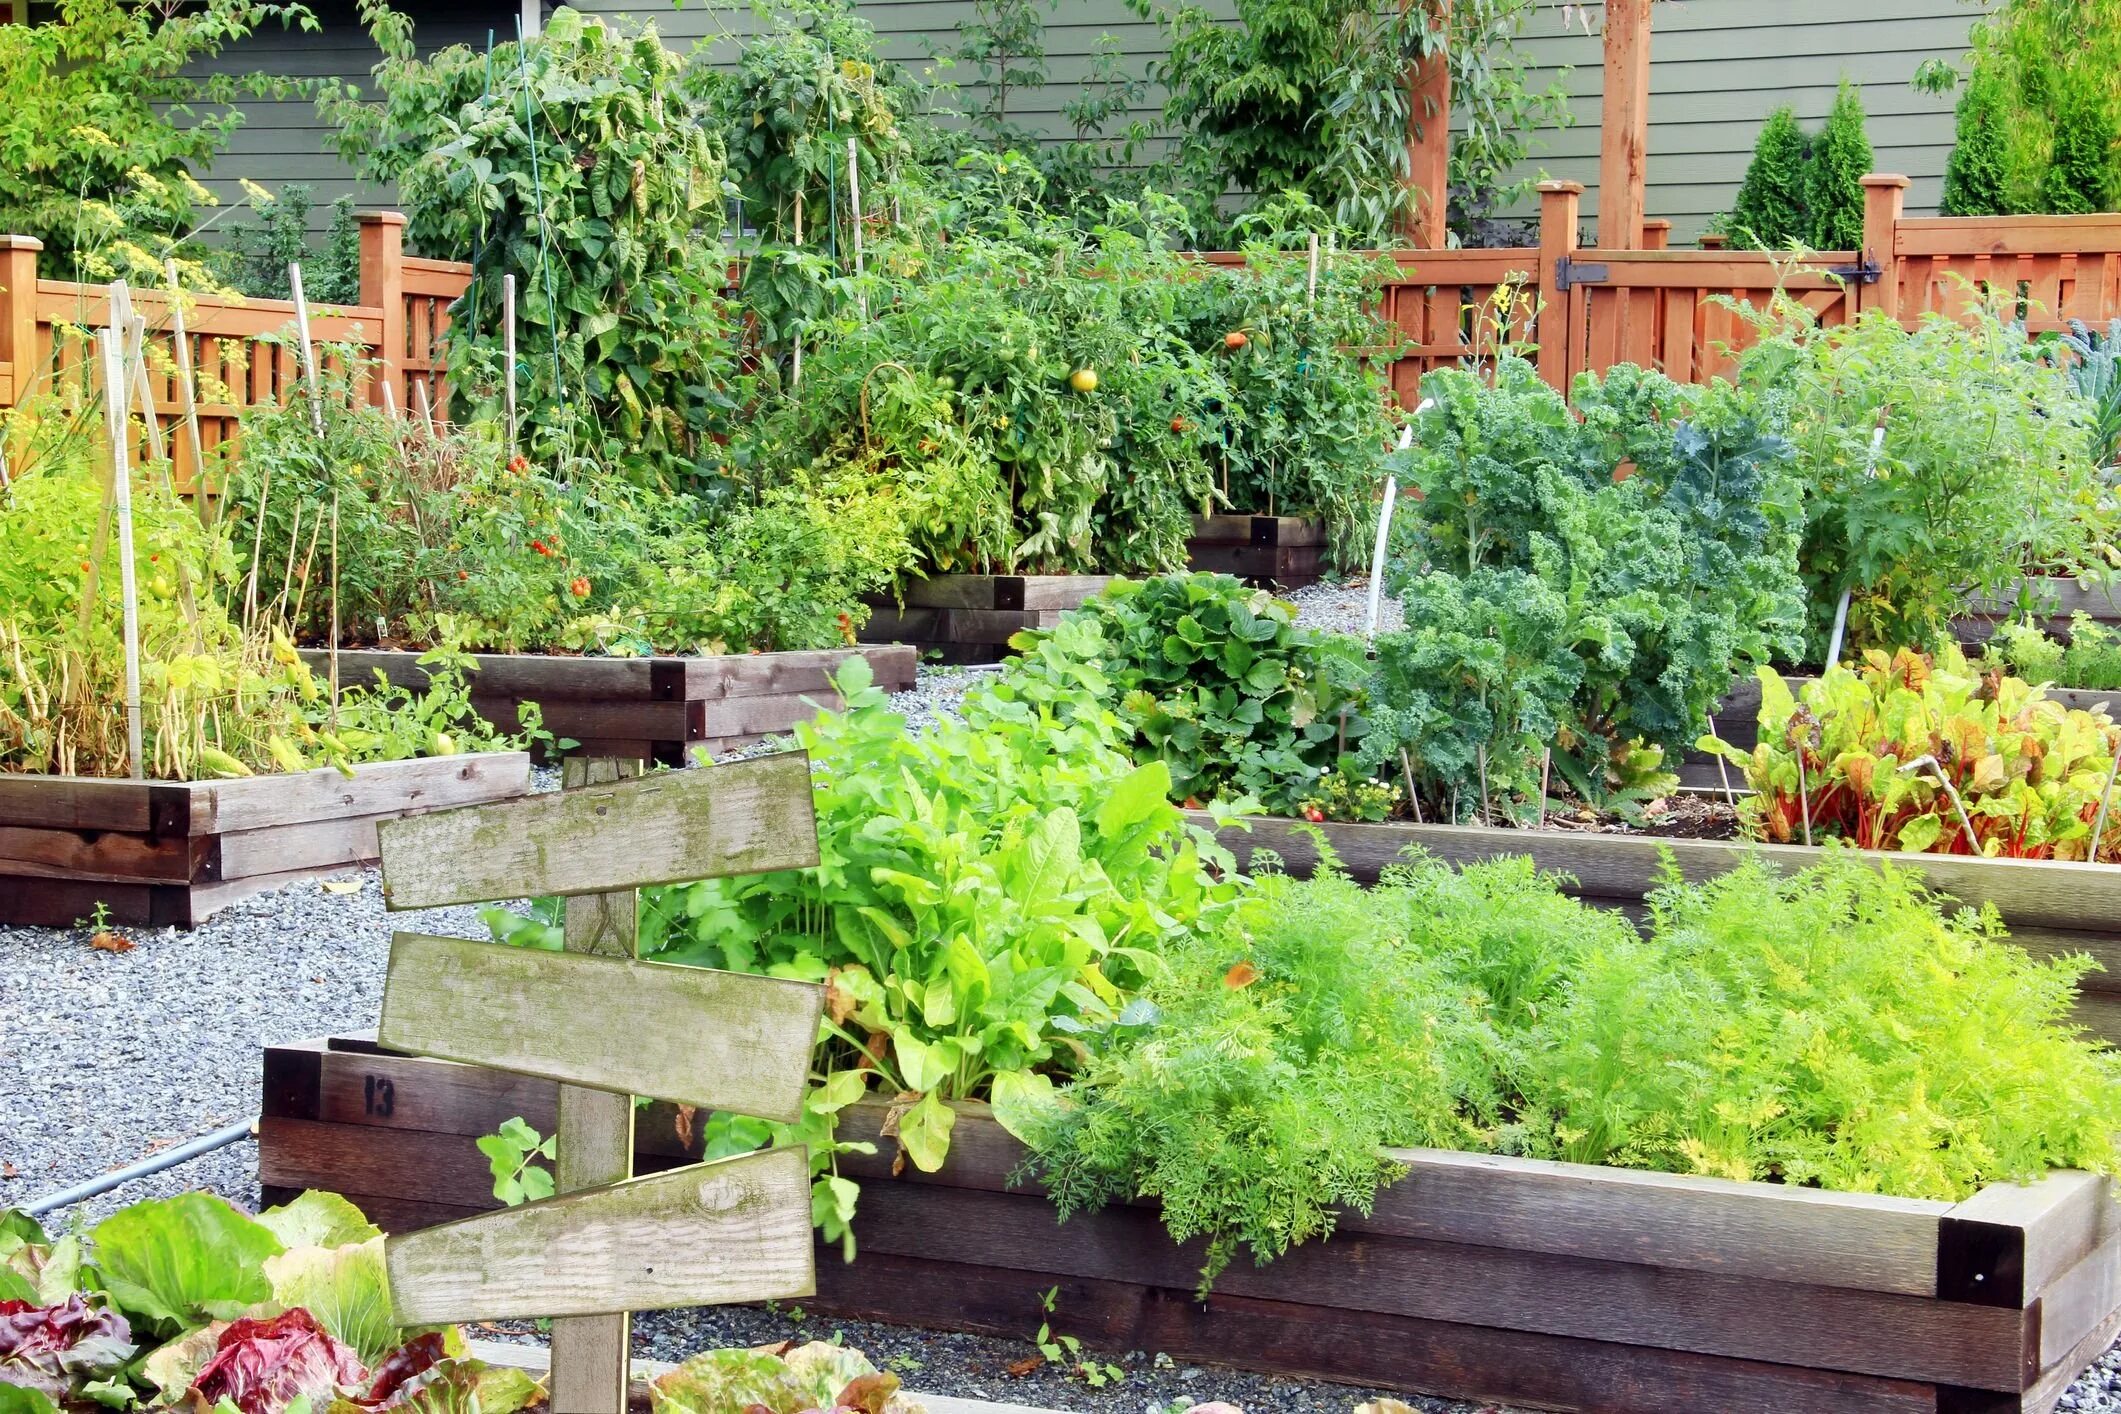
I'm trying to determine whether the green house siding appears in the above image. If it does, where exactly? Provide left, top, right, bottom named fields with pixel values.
left=184, top=0, right=1976, bottom=242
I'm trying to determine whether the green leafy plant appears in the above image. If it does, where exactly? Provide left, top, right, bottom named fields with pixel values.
left=629, top=656, right=1239, bottom=1248
left=1366, top=357, right=1805, bottom=817
left=1031, top=1286, right=1122, bottom=1388
left=0, top=1192, right=543, bottom=1414
left=213, top=182, right=361, bottom=304
left=1002, top=574, right=1373, bottom=815
left=1026, top=846, right=2121, bottom=1289
left=1982, top=613, right=2121, bottom=691
left=478, top=1117, right=557, bottom=1207
left=1700, top=646, right=2121, bottom=860
left=327, top=6, right=735, bottom=490
left=1734, top=301, right=2116, bottom=655
left=1137, top=0, right=1568, bottom=243
left=1727, top=105, right=1809, bottom=250
left=0, top=0, right=314, bottom=284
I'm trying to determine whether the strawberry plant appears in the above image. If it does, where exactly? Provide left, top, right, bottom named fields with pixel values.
left=1001, top=574, right=1373, bottom=815
left=1700, top=646, right=2121, bottom=860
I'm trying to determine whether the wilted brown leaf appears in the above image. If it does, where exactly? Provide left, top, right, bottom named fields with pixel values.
left=1223, top=961, right=1259, bottom=989
left=1004, top=1357, right=1042, bottom=1379
left=673, top=1104, right=697, bottom=1150
left=89, top=931, right=135, bottom=954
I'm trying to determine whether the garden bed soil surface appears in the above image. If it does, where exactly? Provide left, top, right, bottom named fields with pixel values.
left=0, top=752, right=532, bottom=928
left=301, top=644, right=916, bottom=765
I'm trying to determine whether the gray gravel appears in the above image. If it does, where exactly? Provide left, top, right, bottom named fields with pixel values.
left=6, top=644, right=2117, bottom=1413
left=1283, top=576, right=1402, bottom=638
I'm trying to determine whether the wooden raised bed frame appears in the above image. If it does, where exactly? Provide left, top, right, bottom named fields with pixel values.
left=305, top=646, right=916, bottom=766
left=0, top=752, right=531, bottom=927
left=261, top=1040, right=2121, bottom=1413
left=859, top=575, right=1114, bottom=664
left=1185, top=514, right=1326, bottom=589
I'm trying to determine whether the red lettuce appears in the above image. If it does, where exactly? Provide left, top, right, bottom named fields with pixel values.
left=190, top=1309, right=366, bottom=1414
left=0, top=1295, right=137, bottom=1400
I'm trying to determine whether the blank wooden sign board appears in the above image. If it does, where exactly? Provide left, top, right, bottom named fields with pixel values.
left=373, top=752, right=825, bottom=1414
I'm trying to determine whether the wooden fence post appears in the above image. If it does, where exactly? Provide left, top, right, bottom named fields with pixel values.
left=1535, top=181, right=1583, bottom=391
left=358, top=213, right=407, bottom=411
left=1402, top=0, right=1452, bottom=250
left=0, top=235, right=41, bottom=410
left=1596, top=0, right=1652, bottom=250
left=1642, top=218, right=1670, bottom=251
left=1860, top=174, right=1909, bottom=323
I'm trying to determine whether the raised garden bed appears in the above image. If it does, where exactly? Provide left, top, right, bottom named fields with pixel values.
left=858, top=575, right=1114, bottom=664
left=301, top=646, right=916, bottom=765
left=1185, top=514, right=1326, bottom=588
left=257, top=1044, right=2121, bottom=1414
left=0, top=753, right=531, bottom=928
left=1206, top=813, right=2121, bottom=1047
left=1964, top=577, right=2121, bottom=644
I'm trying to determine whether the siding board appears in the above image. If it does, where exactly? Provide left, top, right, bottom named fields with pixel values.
left=177, top=0, right=1974, bottom=243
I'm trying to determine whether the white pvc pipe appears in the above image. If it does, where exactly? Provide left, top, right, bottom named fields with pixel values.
left=97, top=327, right=145, bottom=781
left=1366, top=414, right=1426, bottom=642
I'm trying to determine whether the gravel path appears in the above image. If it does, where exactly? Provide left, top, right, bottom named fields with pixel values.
left=7, top=640, right=2119, bottom=1413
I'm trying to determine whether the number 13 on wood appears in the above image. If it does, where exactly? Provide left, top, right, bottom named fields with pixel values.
left=371, top=752, right=825, bottom=1414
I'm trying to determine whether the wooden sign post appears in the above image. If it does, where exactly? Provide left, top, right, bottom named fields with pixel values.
left=373, top=752, right=824, bottom=1414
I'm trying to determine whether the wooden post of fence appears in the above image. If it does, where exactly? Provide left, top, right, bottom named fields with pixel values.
left=1401, top=0, right=1451, bottom=249
left=1643, top=218, right=1670, bottom=251
left=358, top=213, right=407, bottom=413
left=1535, top=180, right=1583, bottom=391
left=549, top=754, right=642, bottom=1414
left=1860, top=173, right=1909, bottom=323
left=1596, top=0, right=1651, bottom=250
left=0, top=236, right=40, bottom=410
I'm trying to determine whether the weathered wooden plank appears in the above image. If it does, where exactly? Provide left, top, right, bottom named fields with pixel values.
left=891, top=574, right=1113, bottom=611
left=860, top=607, right=1062, bottom=645
left=834, top=1102, right=1946, bottom=1297
left=215, top=815, right=379, bottom=880
left=679, top=644, right=919, bottom=698
left=376, top=934, right=821, bottom=1123
left=844, top=1181, right=2030, bottom=1389
left=471, top=696, right=700, bottom=744
left=2037, top=1231, right=2121, bottom=1371
left=0, top=775, right=187, bottom=833
left=0, top=826, right=210, bottom=883
left=258, top=1116, right=498, bottom=1210
left=809, top=1251, right=1940, bottom=1414
left=0, top=874, right=188, bottom=928
left=1187, top=515, right=1328, bottom=548
left=2019, top=1304, right=2121, bottom=1414
left=201, top=753, right=532, bottom=833
left=384, top=1147, right=815, bottom=1324
left=377, top=750, right=817, bottom=908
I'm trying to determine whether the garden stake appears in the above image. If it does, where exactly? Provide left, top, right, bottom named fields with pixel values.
left=164, top=259, right=209, bottom=524
left=1365, top=423, right=1416, bottom=641
left=1477, top=743, right=1492, bottom=826
left=1899, top=755, right=1983, bottom=856
left=276, top=501, right=307, bottom=624
left=847, top=138, right=869, bottom=321
left=289, top=262, right=325, bottom=436
left=329, top=491, right=341, bottom=732
left=412, top=377, right=436, bottom=434
left=2090, top=746, right=2120, bottom=864
left=503, top=272, right=519, bottom=457
left=1796, top=750, right=1813, bottom=847
left=1400, top=747, right=1423, bottom=823
left=116, top=299, right=202, bottom=640
left=95, top=327, right=144, bottom=782
left=1705, top=713, right=1740, bottom=811
left=1307, top=232, right=1319, bottom=306
left=1539, top=747, right=1553, bottom=829
left=1825, top=586, right=1853, bottom=668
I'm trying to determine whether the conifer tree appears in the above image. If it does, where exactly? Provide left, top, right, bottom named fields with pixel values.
left=1940, top=69, right=2011, bottom=216
left=1729, top=105, right=1809, bottom=248
left=1806, top=81, right=1873, bottom=250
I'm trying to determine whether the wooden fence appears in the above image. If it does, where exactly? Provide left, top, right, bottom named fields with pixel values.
left=0, top=214, right=465, bottom=492
left=8, top=177, right=2121, bottom=483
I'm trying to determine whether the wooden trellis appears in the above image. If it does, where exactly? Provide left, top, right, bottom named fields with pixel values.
left=372, top=751, right=825, bottom=1413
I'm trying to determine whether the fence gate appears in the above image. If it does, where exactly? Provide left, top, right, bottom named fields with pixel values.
left=372, top=751, right=825, bottom=1414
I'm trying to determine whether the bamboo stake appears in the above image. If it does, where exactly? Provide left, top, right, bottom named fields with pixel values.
left=276, top=502, right=311, bottom=626
left=164, top=260, right=211, bottom=524
left=503, top=272, right=519, bottom=457
left=847, top=137, right=868, bottom=320
left=1307, top=232, right=1320, bottom=306
left=329, top=490, right=341, bottom=733
left=2089, top=746, right=2119, bottom=865
left=96, top=327, right=145, bottom=781
left=1538, top=747, right=1553, bottom=829
left=1400, top=747, right=1423, bottom=824
left=1900, top=755, right=1982, bottom=856
left=289, top=262, right=325, bottom=436
left=1796, top=750, right=1814, bottom=848
left=412, top=377, right=436, bottom=435
left=1705, top=714, right=1740, bottom=812
left=1476, top=743, right=1492, bottom=826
